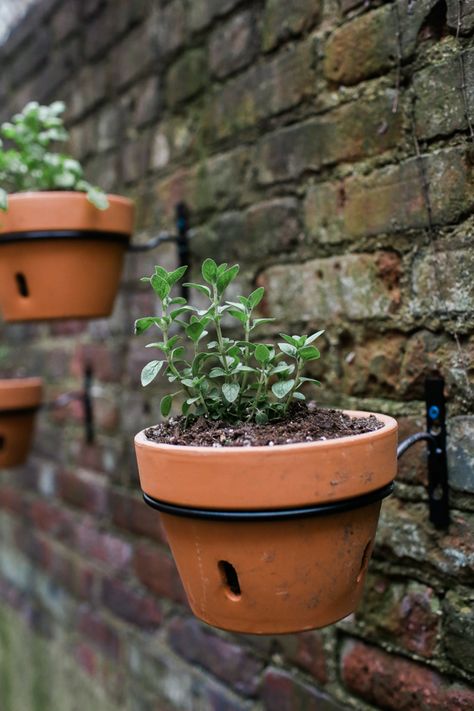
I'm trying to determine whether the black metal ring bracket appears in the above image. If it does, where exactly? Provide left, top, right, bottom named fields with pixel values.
left=142, top=482, right=394, bottom=522
left=397, top=377, right=449, bottom=529
left=127, top=202, right=191, bottom=299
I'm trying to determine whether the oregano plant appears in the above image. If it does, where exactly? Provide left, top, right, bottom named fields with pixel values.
left=0, top=101, right=108, bottom=211
left=135, top=259, right=323, bottom=424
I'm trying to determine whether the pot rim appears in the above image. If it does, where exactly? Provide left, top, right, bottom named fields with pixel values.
left=0, top=191, right=135, bottom=237
left=0, top=377, right=43, bottom=411
left=134, top=409, right=397, bottom=454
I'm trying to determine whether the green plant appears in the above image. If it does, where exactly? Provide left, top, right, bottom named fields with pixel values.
left=135, top=259, right=323, bottom=423
left=0, top=101, right=108, bottom=211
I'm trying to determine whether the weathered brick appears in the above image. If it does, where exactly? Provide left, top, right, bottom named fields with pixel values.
left=165, top=49, right=207, bottom=106
left=111, top=24, right=156, bottom=89
left=447, top=0, right=474, bottom=35
left=341, top=639, right=474, bottom=710
left=209, top=8, right=260, bottom=79
left=204, top=40, right=314, bottom=141
left=324, top=0, right=440, bottom=85
left=444, top=589, right=474, bottom=674
left=77, top=607, right=121, bottom=660
left=257, top=92, right=401, bottom=184
left=133, top=543, right=187, bottom=605
left=188, top=0, right=243, bottom=33
left=262, top=0, right=321, bottom=51
left=304, top=180, right=347, bottom=244
left=262, top=668, right=346, bottom=710
left=57, top=469, right=108, bottom=515
left=414, top=51, right=474, bottom=140
left=353, top=573, right=441, bottom=658
left=343, top=148, right=474, bottom=238
left=259, top=252, right=401, bottom=324
left=72, top=521, right=133, bottom=573
left=447, top=417, right=474, bottom=494
left=69, top=62, right=108, bottom=120
left=51, top=1, right=79, bottom=43
left=167, top=617, right=264, bottom=696
left=153, top=0, right=187, bottom=59
left=277, top=631, right=328, bottom=684
left=101, top=578, right=162, bottom=629
left=410, top=248, right=474, bottom=319
left=110, top=490, right=166, bottom=543
left=376, top=498, right=474, bottom=584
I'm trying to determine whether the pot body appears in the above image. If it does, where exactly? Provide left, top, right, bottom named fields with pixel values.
left=0, top=192, right=134, bottom=322
left=0, top=378, right=43, bottom=467
left=134, top=411, right=398, bottom=634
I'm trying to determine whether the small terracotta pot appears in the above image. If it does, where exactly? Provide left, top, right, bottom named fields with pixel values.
left=0, top=192, right=134, bottom=322
left=134, top=410, right=398, bottom=634
left=0, top=378, right=43, bottom=468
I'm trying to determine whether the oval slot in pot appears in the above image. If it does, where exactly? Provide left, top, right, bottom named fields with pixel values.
left=15, top=273, right=29, bottom=298
left=218, top=560, right=241, bottom=600
left=0, top=434, right=4, bottom=450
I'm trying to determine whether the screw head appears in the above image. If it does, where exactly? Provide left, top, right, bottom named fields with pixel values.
left=429, top=405, right=440, bottom=420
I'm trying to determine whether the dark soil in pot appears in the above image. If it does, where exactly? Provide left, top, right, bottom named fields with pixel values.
left=144, top=404, right=383, bottom=447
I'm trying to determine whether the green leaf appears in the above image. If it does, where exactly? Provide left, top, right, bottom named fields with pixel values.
left=151, top=274, right=170, bottom=300
left=141, top=360, right=164, bottom=386
left=160, top=395, right=173, bottom=417
left=222, top=383, right=240, bottom=403
left=278, top=342, right=297, bottom=357
left=251, top=318, right=275, bottom=329
left=202, top=258, right=218, bottom=284
left=170, top=297, right=187, bottom=305
left=228, top=309, right=247, bottom=324
left=183, top=282, right=212, bottom=297
left=272, top=380, right=295, bottom=399
left=292, top=391, right=306, bottom=400
left=248, top=287, right=264, bottom=308
left=0, top=188, right=7, bottom=211
left=86, top=186, right=109, bottom=210
left=145, top=342, right=167, bottom=351
left=299, top=377, right=321, bottom=385
left=186, top=321, right=206, bottom=342
left=299, top=346, right=320, bottom=361
left=255, top=344, right=271, bottom=363
left=209, top=367, right=226, bottom=378
left=255, top=411, right=268, bottom=424
left=170, top=306, right=194, bottom=320
left=216, top=264, right=239, bottom=294
left=270, top=362, right=294, bottom=376
left=167, top=265, right=188, bottom=285
left=306, top=330, right=325, bottom=344
left=280, top=334, right=299, bottom=347
left=134, top=317, right=159, bottom=335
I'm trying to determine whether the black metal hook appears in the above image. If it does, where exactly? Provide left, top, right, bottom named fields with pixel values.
left=44, top=364, right=95, bottom=444
left=127, top=202, right=190, bottom=300
left=397, top=377, right=449, bottom=529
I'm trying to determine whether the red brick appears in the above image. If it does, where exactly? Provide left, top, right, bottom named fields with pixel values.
left=57, top=469, right=108, bottom=515
left=70, top=343, right=125, bottom=383
left=72, top=520, right=133, bottom=572
left=110, top=489, right=166, bottom=544
left=101, top=578, right=162, bottom=629
left=167, top=617, right=264, bottom=696
left=74, top=642, right=98, bottom=678
left=0, top=487, right=23, bottom=515
left=278, top=631, right=328, bottom=684
left=77, top=607, right=121, bottom=660
left=27, top=499, right=74, bottom=538
left=262, top=667, right=346, bottom=710
left=341, top=639, right=474, bottom=710
left=133, top=542, right=187, bottom=605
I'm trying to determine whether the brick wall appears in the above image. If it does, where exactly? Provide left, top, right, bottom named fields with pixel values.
left=0, top=0, right=473, bottom=709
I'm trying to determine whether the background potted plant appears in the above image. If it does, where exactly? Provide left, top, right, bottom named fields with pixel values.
left=0, top=348, right=43, bottom=468
left=134, top=260, right=398, bottom=634
left=0, top=101, right=134, bottom=322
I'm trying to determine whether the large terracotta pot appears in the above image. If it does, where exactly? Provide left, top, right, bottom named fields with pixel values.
left=0, top=192, right=134, bottom=322
left=134, top=410, right=398, bottom=634
left=0, top=378, right=43, bottom=468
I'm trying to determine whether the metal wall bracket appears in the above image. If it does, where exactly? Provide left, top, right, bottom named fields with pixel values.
left=127, top=202, right=190, bottom=299
left=397, top=377, right=449, bottom=529
left=45, top=365, right=95, bottom=445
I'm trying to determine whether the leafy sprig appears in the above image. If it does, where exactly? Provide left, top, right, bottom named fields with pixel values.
left=136, top=259, right=324, bottom=424
left=0, top=101, right=108, bottom=211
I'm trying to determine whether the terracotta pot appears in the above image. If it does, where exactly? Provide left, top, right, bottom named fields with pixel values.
left=134, top=410, right=398, bottom=634
left=0, top=378, right=43, bottom=468
left=0, top=192, right=134, bottom=322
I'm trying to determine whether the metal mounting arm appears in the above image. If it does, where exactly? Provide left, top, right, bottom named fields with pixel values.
left=45, top=364, right=95, bottom=445
left=127, top=202, right=190, bottom=299
left=397, top=378, right=449, bottom=529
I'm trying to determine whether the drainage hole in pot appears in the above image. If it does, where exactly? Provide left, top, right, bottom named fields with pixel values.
left=15, top=273, right=29, bottom=298
left=218, top=560, right=241, bottom=600
left=0, top=434, right=4, bottom=451
left=356, top=540, right=373, bottom=584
